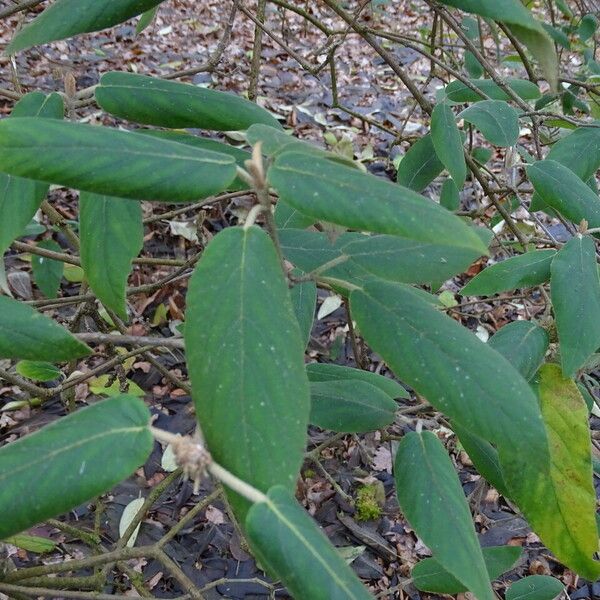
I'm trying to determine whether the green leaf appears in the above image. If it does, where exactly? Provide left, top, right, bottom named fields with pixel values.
left=0, top=92, right=64, bottom=256
left=396, top=134, right=444, bottom=192
left=15, top=360, right=61, bottom=382
left=80, top=193, right=143, bottom=320
left=4, top=534, right=57, bottom=553
left=505, top=575, right=564, bottom=600
left=185, top=227, right=310, bottom=518
left=0, top=396, right=152, bottom=539
left=268, top=154, right=487, bottom=254
left=488, top=321, right=549, bottom=381
left=412, top=546, right=522, bottom=594
left=459, top=101, right=520, bottom=147
left=88, top=374, right=144, bottom=398
left=0, top=118, right=236, bottom=202
left=290, top=277, right=316, bottom=349
left=310, top=380, right=397, bottom=433
left=31, top=240, right=63, bottom=299
left=464, top=50, right=484, bottom=78
left=394, top=431, right=494, bottom=600
left=431, top=103, right=466, bottom=188
left=438, top=0, right=557, bottom=90
left=546, top=127, right=600, bottom=185
left=461, top=250, right=556, bottom=295
left=137, top=129, right=251, bottom=191
left=349, top=280, right=590, bottom=577
left=445, top=78, right=541, bottom=102
left=245, top=486, right=373, bottom=600
left=306, top=362, right=409, bottom=399
left=528, top=160, right=600, bottom=228
left=0, top=296, right=91, bottom=361
left=453, top=424, right=508, bottom=495
left=274, top=199, right=315, bottom=229
left=136, top=6, right=158, bottom=35
left=578, top=14, right=598, bottom=42
left=440, top=178, right=461, bottom=211
left=551, top=235, right=600, bottom=377
left=8, top=0, right=167, bottom=53
left=535, top=364, right=600, bottom=579
left=96, top=72, right=281, bottom=132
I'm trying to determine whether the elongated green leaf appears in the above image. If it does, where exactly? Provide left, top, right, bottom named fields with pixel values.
left=185, top=227, right=310, bottom=518
left=290, top=277, right=316, bottom=348
left=431, top=103, right=466, bottom=188
left=350, top=280, right=593, bottom=577
left=438, top=0, right=557, bottom=89
left=269, top=154, right=487, bottom=254
left=80, top=193, right=143, bottom=320
left=0, top=396, right=152, bottom=539
left=440, top=178, right=461, bottom=211
left=0, top=118, right=236, bottom=202
left=32, top=240, right=64, bottom=299
left=412, top=546, right=522, bottom=594
left=528, top=160, right=600, bottom=228
left=8, top=0, right=167, bottom=53
left=445, top=78, right=541, bottom=102
left=16, top=360, right=61, bottom=382
left=506, top=575, right=564, bottom=600
left=4, top=534, right=57, bottom=553
left=396, top=134, right=444, bottom=192
left=0, top=296, right=91, bottom=361
left=136, top=6, right=158, bottom=35
left=460, top=101, right=519, bottom=147
left=461, top=250, right=556, bottom=296
left=551, top=235, right=600, bottom=377
left=96, top=72, right=281, bottom=131
left=306, top=362, right=409, bottom=399
left=453, top=424, right=508, bottom=495
left=394, top=432, right=494, bottom=600
left=137, top=129, right=250, bottom=191
left=0, top=92, right=64, bottom=257
left=246, top=486, right=373, bottom=600
left=535, top=364, right=600, bottom=578
left=310, top=380, right=397, bottom=433
left=279, top=229, right=485, bottom=288
left=488, top=321, right=549, bottom=381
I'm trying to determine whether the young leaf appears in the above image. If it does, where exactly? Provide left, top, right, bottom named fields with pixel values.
left=15, top=360, right=61, bottom=382
left=505, top=575, right=564, bottom=600
left=245, top=486, right=373, bottom=599
left=394, top=431, right=494, bottom=600
left=80, top=193, right=143, bottom=320
left=528, top=160, right=600, bottom=228
left=396, top=134, right=444, bottom=192
left=96, top=72, right=281, bottom=131
left=445, top=78, right=541, bottom=102
left=7, top=0, right=167, bottom=53
left=136, top=6, right=158, bottom=35
left=459, top=101, right=520, bottom=147
left=412, top=546, right=522, bottom=594
left=350, top=280, right=595, bottom=577
left=0, top=296, right=91, bottom=361
left=0, top=396, right=152, bottom=539
left=306, top=362, right=409, bottom=399
left=461, top=250, right=556, bottom=296
left=0, top=118, right=237, bottom=202
left=310, top=380, right=397, bottom=433
left=0, top=92, right=64, bottom=257
left=185, top=227, right=310, bottom=518
left=535, top=364, right=600, bottom=578
left=437, top=0, right=558, bottom=90
left=268, top=154, right=487, bottom=254
left=488, top=321, right=549, bottom=382
left=551, top=235, right=600, bottom=377
left=31, top=240, right=64, bottom=299
left=290, top=277, right=316, bottom=349
left=431, top=103, right=466, bottom=188
left=4, top=534, right=57, bottom=553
